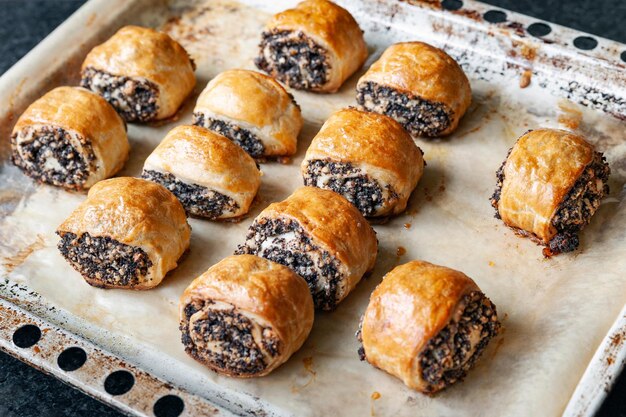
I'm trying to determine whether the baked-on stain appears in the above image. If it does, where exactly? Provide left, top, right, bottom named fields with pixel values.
left=519, top=70, right=532, bottom=88
left=371, top=391, right=381, bottom=400
left=2, top=234, right=45, bottom=274
left=396, top=246, right=406, bottom=256
left=558, top=100, right=583, bottom=130
left=403, top=223, right=412, bottom=229
left=611, top=333, right=623, bottom=346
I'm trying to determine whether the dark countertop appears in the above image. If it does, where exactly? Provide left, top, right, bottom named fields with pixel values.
left=0, top=1, right=625, bottom=416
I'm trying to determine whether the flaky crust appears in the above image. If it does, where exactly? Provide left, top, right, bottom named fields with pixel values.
left=255, top=187, right=377, bottom=303
left=12, top=86, right=128, bottom=189
left=179, top=255, right=314, bottom=377
left=194, top=69, right=302, bottom=156
left=497, top=129, right=594, bottom=243
left=357, top=42, right=472, bottom=135
left=57, top=177, right=191, bottom=289
left=265, top=0, right=368, bottom=92
left=143, top=125, right=261, bottom=217
left=360, top=260, right=479, bottom=392
left=302, top=108, right=424, bottom=216
left=81, top=25, right=196, bottom=120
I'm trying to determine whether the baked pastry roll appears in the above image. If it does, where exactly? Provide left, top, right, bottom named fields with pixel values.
left=81, top=25, right=196, bottom=122
left=179, top=254, right=314, bottom=377
left=10, top=86, right=129, bottom=190
left=491, top=128, right=610, bottom=256
left=301, top=108, right=424, bottom=217
left=193, top=69, right=302, bottom=158
left=356, top=41, right=471, bottom=137
left=57, top=177, right=191, bottom=289
left=255, top=0, right=368, bottom=93
left=142, top=125, right=261, bottom=219
left=357, top=260, right=501, bottom=393
left=236, top=186, right=377, bottom=310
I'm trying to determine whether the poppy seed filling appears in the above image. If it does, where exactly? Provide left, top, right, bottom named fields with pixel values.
left=181, top=300, right=280, bottom=376
left=491, top=149, right=610, bottom=254
left=81, top=67, right=159, bottom=122
left=11, top=125, right=95, bottom=189
left=255, top=29, right=330, bottom=90
left=356, top=81, right=452, bottom=137
left=303, top=159, right=388, bottom=217
left=142, top=169, right=239, bottom=219
left=57, top=232, right=152, bottom=287
left=418, top=291, right=500, bottom=392
left=193, top=112, right=265, bottom=157
left=235, top=218, right=342, bottom=310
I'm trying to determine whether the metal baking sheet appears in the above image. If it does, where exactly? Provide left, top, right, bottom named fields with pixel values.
left=1, top=0, right=625, bottom=416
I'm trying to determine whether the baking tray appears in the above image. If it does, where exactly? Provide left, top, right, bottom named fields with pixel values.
left=1, top=0, right=625, bottom=416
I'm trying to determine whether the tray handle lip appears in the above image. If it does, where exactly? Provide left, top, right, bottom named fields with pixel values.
left=0, top=295, right=235, bottom=417
left=562, top=303, right=626, bottom=417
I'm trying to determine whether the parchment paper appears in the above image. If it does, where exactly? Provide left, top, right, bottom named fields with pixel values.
left=1, top=0, right=626, bottom=416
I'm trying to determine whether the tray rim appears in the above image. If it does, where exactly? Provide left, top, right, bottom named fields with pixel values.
left=0, top=0, right=625, bottom=416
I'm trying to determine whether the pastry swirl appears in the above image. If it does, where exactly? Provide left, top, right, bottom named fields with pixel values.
left=180, top=255, right=314, bottom=377
left=142, top=125, right=261, bottom=219
left=255, top=0, right=368, bottom=93
left=10, top=86, right=129, bottom=190
left=356, top=41, right=471, bottom=137
left=81, top=25, right=196, bottom=122
left=57, top=177, right=191, bottom=289
left=302, top=108, right=424, bottom=217
left=358, top=260, right=500, bottom=393
left=491, top=128, right=610, bottom=255
left=193, top=69, right=302, bottom=158
left=236, top=187, right=378, bottom=310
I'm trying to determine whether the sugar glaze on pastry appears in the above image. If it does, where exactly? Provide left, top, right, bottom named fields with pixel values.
left=356, top=41, right=471, bottom=137
left=193, top=69, right=302, bottom=158
left=255, top=0, right=368, bottom=93
left=81, top=25, right=196, bottom=122
left=180, top=255, right=314, bottom=377
left=358, top=260, right=500, bottom=393
left=142, top=125, right=261, bottom=219
left=10, top=86, right=129, bottom=190
left=57, top=177, right=191, bottom=289
left=302, top=108, right=424, bottom=217
left=491, top=128, right=610, bottom=256
left=236, top=187, right=377, bottom=310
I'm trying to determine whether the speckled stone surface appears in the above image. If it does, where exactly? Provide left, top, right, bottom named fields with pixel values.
left=0, top=1, right=625, bottom=416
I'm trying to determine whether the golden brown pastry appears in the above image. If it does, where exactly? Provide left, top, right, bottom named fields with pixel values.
left=179, top=254, right=314, bottom=377
left=193, top=69, right=302, bottom=158
left=81, top=25, right=196, bottom=122
left=142, top=125, right=261, bottom=219
left=491, top=128, right=610, bottom=256
left=301, top=108, right=424, bottom=217
left=356, top=41, right=472, bottom=137
left=236, top=186, right=377, bottom=310
left=255, top=0, right=368, bottom=93
left=358, top=260, right=501, bottom=393
left=10, top=86, right=129, bottom=190
left=57, top=177, right=191, bottom=289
